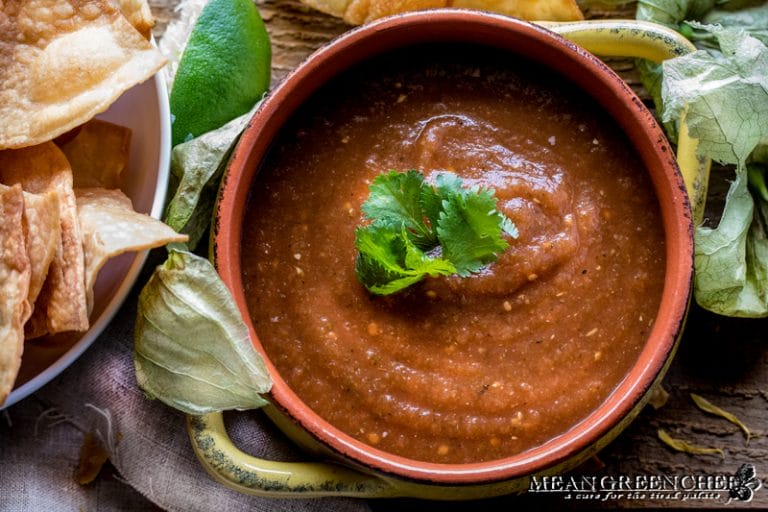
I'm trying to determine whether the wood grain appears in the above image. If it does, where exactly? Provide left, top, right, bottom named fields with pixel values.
left=149, top=0, right=768, bottom=508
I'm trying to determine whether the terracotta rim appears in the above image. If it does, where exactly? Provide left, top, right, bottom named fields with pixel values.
left=214, top=10, right=693, bottom=485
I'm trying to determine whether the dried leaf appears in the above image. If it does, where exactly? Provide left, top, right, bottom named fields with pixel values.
left=690, top=393, right=753, bottom=444
left=657, top=429, right=725, bottom=458
left=648, top=384, right=670, bottom=410
left=74, top=432, right=109, bottom=485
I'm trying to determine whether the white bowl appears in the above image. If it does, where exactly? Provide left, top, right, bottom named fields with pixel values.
left=2, top=72, right=171, bottom=409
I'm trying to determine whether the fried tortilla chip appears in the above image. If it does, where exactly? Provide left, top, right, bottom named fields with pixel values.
left=0, top=184, right=31, bottom=405
left=57, top=119, right=132, bottom=189
left=0, top=184, right=60, bottom=308
left=76, top=188, right=188, bottom=310
left=299, top=0, right=583, bottom=24
left=451, top=0, right=583, bottom=22
left=0, top=0, right=166, bottom=149
left=114, top=0, right=155, bottom=39
left=0, top=142, right=89, bottom=337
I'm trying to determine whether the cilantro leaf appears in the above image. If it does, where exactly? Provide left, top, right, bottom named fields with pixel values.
left=354, top=170, right=516, bottom=294
left=361, top=170, right=436, bottom=248
left=355, top=222, right=411, bottom=280
left=437, top=185, right=511, bottom=276
left=355, top=223, right=455, bottom=295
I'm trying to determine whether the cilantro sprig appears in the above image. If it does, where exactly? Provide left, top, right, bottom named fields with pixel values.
left=355, top=170, right=517, bottom=295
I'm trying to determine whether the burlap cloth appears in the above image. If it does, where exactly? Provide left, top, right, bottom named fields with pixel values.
left=0, top=250, right=371, bottom=512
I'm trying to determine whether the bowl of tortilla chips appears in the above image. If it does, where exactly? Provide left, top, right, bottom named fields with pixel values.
left=0, top=0, right=187, bottom=408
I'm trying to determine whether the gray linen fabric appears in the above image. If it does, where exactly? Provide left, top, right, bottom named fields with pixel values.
left=0, top=250, right=371, bottom=512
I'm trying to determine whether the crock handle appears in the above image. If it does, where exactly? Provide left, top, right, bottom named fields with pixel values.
left=188, top=413, right=398, bottom=498
left=542, top=19, right=709, bottom=224
left=541, top=19, right=695, bottom=60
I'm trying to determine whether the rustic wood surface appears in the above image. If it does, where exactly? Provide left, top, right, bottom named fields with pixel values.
left=148, top=1, right=768, bottom=509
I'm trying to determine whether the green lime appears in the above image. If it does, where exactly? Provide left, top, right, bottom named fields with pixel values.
left=169, top=0, right=271, bottom=147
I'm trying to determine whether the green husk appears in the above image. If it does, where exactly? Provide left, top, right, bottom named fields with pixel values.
left=636, top=0, right=717, bottom=29
left=660, top=28, right=768, bottom=169
left=690, top=4, right=768, bottom=48
left=134, top=249, right=271, bottom=414
left=657, top=27, right=768, bottom=317
left=634, top=0, right=768, bottom=317
left=163, top=103, right=259, bottom=251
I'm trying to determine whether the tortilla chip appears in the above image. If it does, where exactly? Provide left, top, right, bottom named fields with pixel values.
left=0, top=142, right=89, bottom=337
left=0, top=184, right=31, bottom=405
left=452, top=0, right=583, bottom=22
left=346, top=0, right=443, bottom=24
left=76, top=188, right=188, bottom=310
left=114, top=0, right=155, bottom=39
left=0, top=0, right=166, bottom=149
left=0, top=184, right=61, bottom=308
left=57, top=119, right=132, bottom=189
left=300, top=0, right=583, bottom=24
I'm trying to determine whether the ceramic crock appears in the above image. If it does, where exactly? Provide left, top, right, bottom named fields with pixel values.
left=194, top=10, right=707, bottom=499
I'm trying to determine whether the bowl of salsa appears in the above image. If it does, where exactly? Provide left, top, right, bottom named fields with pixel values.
left=192, top=10, right=696, bottom=499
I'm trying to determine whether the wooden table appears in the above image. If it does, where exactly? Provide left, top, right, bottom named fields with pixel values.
left=149, top=1, right=768, bottom=508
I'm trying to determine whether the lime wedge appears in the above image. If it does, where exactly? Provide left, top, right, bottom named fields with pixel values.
left=169, top=0, right=270, bottom=147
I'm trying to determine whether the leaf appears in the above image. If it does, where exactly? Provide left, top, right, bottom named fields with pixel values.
left=747, top=199, right=768, bottom=305
left=635, top=59, right=679, bottom=143
left=694, top=170, right=752, bottom=303
left=661, top=28, right=768, bottom=167
left=636, top=0, right=716, bottom=28
left=354, top=223, right=454, bottom=295
left=500, top=212, right=520, bottom=239
left=648, top=384, right=670, bottom=410
left=437, top=186, right=511, bottom=276
left=748, top=164, right=768, bottom=202
left=657, top=429, right=725, bottom=457
left=690, top=393, right=754, bottom=443
left=402, top=230, right=456, bottom=276
left=361, top=170, right=435, bottom=247
left=355, top=223, right=407, bottom=272
left=163, top=103, right=259, bottom=250
left=691, top=5, right=768, bottom=48
left=656, top=27, right=768, bottom=317
left=694, top=169, right=768, bottom=316
left=355, top=171, right=516, bottom=294
left=134, top=249, right=271, bottom=414
left=420, top=172, right=461, bottom=235
left=74, top=432, right=109, bottom=486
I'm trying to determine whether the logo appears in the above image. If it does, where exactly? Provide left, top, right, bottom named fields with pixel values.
left=730, top=464, right=762, bottom=503
left=528, top=464, right=762, bottom=504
